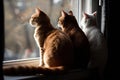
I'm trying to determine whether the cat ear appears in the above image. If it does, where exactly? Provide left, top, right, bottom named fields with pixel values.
left=83, top=12, right=89, bottom=18
left=61, top=10, right=67, bottom=17
left=69, top=10, right=73, bottom=16
left=93, top=11, right=97, bottom=16
left=35, top=8, right=41, bottom=15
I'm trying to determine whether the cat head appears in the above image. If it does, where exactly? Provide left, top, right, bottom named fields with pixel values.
left=80, top=11, right=97, bottom=28
left=29, top=8, right=50, bottom=27
left=57, top=10, right=78, bottom=30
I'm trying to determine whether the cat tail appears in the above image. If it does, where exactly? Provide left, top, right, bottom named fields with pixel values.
left=3, top=65, right=67, bottom=76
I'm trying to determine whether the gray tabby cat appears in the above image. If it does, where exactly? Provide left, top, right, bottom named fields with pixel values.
left=80, top=11, right=108, bottom=80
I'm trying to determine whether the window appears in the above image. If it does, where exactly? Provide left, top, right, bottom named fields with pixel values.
left=3, top=0, right=99, bottom=62
left=3, top=0, right=101, bottom=79
left=4, top=0, right=98, bottom=62
left=2, top=0, right=112, bottom=79
left=4, top=0, right=80, bottom=61
left=3, top=0, right=99, bottom=63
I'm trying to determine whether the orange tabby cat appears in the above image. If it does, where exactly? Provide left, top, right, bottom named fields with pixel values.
left=3, top=8, right=74, bottom=75
left=58, top=10, right=90, bottom=69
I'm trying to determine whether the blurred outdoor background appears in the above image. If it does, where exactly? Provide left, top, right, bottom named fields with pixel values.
left=4, top=0, right=74, bottom=61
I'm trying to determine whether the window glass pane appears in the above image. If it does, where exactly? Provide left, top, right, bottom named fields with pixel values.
left=4, top=0, right=78, bottom=61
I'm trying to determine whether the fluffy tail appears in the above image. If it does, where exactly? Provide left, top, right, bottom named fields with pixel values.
left=3, top=66, right=67, bottom=76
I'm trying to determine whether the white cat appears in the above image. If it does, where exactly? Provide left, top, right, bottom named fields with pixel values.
left=80, top=11, right=108, bottom=80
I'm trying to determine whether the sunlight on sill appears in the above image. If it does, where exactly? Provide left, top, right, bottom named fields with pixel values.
left=3, top=57, right=40, bottom=68
left=3, top=57, right=40, bottom=63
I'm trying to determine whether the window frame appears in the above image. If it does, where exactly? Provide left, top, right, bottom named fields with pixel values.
left=3, top=0, right=99, bottom=76
left=3, top=0, right=81, bottom=66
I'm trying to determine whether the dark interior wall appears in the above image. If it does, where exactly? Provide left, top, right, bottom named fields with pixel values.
left=104, top=0, right=113, bottom=79
left=0, top=0, right=4, bottom=80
